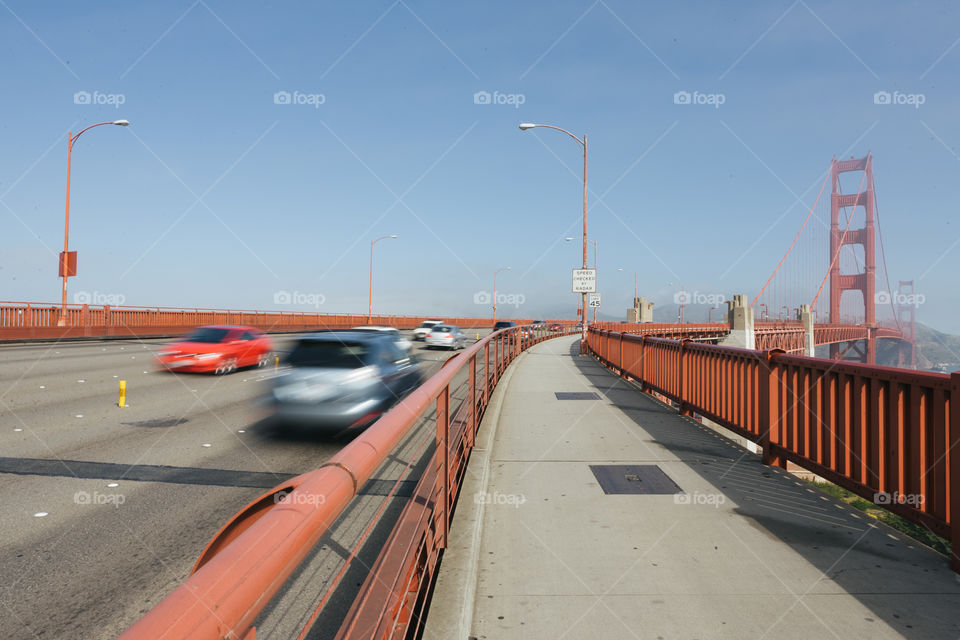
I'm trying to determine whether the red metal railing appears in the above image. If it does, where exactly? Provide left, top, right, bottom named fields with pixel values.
left=592, top=321, right=728, bottom=339
left=120, top=323, right=575, bottom=639
left=588, top=327, right=958, bottom=571
left=0, top=300, right=545, bottom=340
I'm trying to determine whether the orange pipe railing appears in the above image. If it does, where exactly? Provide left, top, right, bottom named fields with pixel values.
left=119, top=323, right=576, bottom=639
left=587, top=327, right=958, bottom=572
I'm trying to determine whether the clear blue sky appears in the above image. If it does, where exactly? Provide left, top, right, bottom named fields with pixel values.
left=1, top=1, right=958, bottom=331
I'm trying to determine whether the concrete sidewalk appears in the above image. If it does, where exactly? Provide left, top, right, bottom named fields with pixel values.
left=425, top=335, right=960, bottom=640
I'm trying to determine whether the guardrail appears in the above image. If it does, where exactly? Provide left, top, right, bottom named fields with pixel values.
left=589, top=321, right=728, bottom=339
left=587, top=327, right=958, bottom=571
left=120, top=323, right=576, bottom=639
left=0, top=300, right=545, bottom=340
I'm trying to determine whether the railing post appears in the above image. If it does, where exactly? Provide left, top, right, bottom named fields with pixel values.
left=640, top=335, right=648, bottom=390
left=951, top=372, right=960, bottom=572
left=484, top=342, right=491, bottom=407
left=467, top=355, right=477, bottom=448
left=760, top=350, right=787, bottom=469
left=437, top=385, right=450, bottom=549
left=678, top=339, right=694, bottom=416
left=619, top=332, right=625, bottom=378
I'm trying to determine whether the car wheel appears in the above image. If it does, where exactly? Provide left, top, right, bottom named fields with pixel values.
left=257, top=352, right=271, bottom=368
left=217, top=357, right=237, bottom=375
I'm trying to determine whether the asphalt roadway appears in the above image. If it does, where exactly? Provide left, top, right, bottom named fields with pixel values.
left=0, top=328, right=491, bottom=639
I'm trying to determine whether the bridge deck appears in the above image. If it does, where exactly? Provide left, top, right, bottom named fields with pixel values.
left=425, top=335, right=959, bottom=640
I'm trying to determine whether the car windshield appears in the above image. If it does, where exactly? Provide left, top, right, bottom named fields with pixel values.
left=494, top=322, right=513, bottom=329
left=419, top=321, right=439, bottom=328
left=182, top=327, right=231, bottom=343
left=286, top=340, right=374, bottom=368
left=432, top=325, right=453, bottom=333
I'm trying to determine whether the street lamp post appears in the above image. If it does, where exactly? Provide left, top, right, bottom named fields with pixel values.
left=708, top=305, right=719, bottom=322
left=368, top=234, right=398, bottom=323
left=492, top=266, right=511, bottom=323
left=520, top=123, right=589, bottom=353
left=58, top=119, right=130, bottom=326
left=592, top=239, right=598, bottom=323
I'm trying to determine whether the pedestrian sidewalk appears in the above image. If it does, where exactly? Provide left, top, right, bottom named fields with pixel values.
left=425, top=335, right=960, bottom=640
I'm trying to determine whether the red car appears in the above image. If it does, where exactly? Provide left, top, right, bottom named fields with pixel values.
left=548, top=323, right=564, bottom=332
left=156, top=325, right=273, bottom=374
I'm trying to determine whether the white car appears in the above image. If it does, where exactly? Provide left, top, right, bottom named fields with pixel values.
left=350, top=326, right=413, bottom=354
left=412, top=319, right=444, bottom=341
left=425, top=324, right=470, bottom=350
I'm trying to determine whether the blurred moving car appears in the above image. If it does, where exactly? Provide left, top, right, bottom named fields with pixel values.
left=531, top=320, right=546, bottom=327
left=351, top=325, right=413, bottom=354
left=425, top=324, right=470, bottom=350
left=267, top=331, right=423, bottom=431
left=548, top=322, right=564, bottom=332
left=492, top=320, right=517, bottom=332
left=156, top=326, right=272, bottom=374
left=412, top=319, right=444, bottom=341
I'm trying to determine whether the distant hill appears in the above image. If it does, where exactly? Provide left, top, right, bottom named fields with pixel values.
left=910, top=323, right=960, bottom=372
left=844, top=323, right=959, bottom=372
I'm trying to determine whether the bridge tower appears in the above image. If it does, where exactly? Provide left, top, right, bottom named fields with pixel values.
left=896, top=280, right=918, bottom=369
left=828, top=154, right=877, bottom=364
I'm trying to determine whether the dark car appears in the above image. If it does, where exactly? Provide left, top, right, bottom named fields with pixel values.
left=492, top=320, right=517, bottom=332
left=266, top=331, right=423, bottom=432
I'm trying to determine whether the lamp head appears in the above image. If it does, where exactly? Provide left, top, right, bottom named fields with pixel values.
left=518, top=123, right=537, bottom=131
left=112, top=120, right=130, bottom=126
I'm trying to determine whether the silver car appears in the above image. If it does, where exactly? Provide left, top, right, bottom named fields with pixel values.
left=266, top=331, right=423, bottom=432
left=425, top=324, right=470, bottom=350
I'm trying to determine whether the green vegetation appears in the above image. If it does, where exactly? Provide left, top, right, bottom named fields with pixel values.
left=805, top=479, right=951, bottom=556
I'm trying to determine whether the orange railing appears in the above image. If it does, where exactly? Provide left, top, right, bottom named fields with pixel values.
left=120, top=322, right=576, bottom=639
left=588, top=327, right=958, bottom=571
left=0, top=300, right=546, bottom=340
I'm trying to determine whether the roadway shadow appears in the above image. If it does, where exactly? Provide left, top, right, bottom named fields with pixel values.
left=566, top=340, right=960, bottom=639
